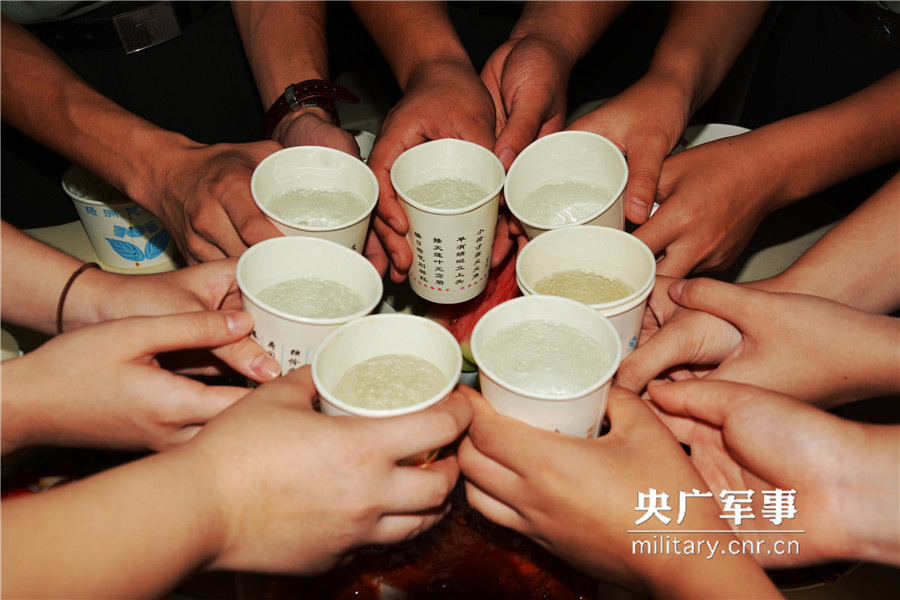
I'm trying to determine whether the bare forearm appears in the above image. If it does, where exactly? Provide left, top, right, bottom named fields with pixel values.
left=0, top=448, right=220, bottom=599
left=231, top=0, right=330, bottom=108
left=752, top=171, right=900, bottom=313
left=0, top=15, right=195, bottom=212
left=0, top=221, right=110, bottom=334
left=649, top=1, right=769, bottom=116
left=350, top=1, right=470, bottom=91
left=509, top=1, right=629, bottom=68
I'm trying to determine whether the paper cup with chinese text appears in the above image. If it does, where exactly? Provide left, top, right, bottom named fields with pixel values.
left=505, top=131, right=627, bottom=238
left=516, top=225, right=655, bottom=355
left=470, top=295, right=622, bottom=438
left=391, top=139, right=505, bottom=304
left=236, top=237, right=383, bottom=375
left=63, top=165, right=179, bottom=271
left=251, top=146, right=378, bottom=253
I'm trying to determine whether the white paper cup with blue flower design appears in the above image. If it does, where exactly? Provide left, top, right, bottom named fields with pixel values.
left=63, top=165, right=180, bottom=271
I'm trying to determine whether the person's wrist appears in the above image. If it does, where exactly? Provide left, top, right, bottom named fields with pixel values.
left=270, top=108, right=332, bottom=145
left=59, top=265, right=108, bottom=331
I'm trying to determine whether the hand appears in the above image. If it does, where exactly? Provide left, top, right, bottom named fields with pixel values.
left=273, top=110, right=362, bottom=157
left=646, top=379, right=900, bottom=568
left=481, top=35, right=568, bottom=170
left=631, top=133, right=782, bottom=277
left=199, top=367, right=473, bottom=575
left=367, top=57, right=496, bottom=282
left=1, top=311, right=258, bottom=454
left=618, top=278, right=900, bottom=407
left=567, top=72, right=692, bottom=226
left=74, top=259, right=281, bottom=382
left=137, top=140, right=285, bottom=264
left=458, top=385, right=778, bottom=598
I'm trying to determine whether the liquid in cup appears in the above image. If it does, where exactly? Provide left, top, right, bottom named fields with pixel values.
left=331, top=353, right=447, bottom=411
left=533, top=269, right=634, bottom=304
left=256, top=277, right=366, bottom=320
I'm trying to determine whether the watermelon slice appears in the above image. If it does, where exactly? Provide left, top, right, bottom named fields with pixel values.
left=426, top=245, right=521, bottom=368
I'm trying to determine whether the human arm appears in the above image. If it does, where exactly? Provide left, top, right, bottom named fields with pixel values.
left=617, top=277, right=900, bottom=407
left=646, top=379, right=900, bottom=568
left=568, top=1, right=768, bottom=227
left=482, top=1, right=628, bottom=170
left=458, top=385, right=782, bottom=599
left=350, top=1, right=497, bottom=282
left=231, top=1, right=360, bottom=154
left=1, top=366, right=472, bottom=599
left=0, top=311, right=259, bottom=454
left=0, top=221, right=281, bottom=381
left=0, top=14, right=282, bottom=263
left=636, top=69, right=900, bottom=277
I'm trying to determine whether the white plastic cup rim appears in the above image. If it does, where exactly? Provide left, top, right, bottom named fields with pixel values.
left=390, top=138, right=505, bottom=216
left=235, top=236, right=383, bottom=326
left=62, top=165, right=132, bottom=206
left=504, top=131, right=628, bottom=231
left=515, top=226, right=656, bottom=314
left=312, top=313, right=463, bottom=418
left=470, top=295, right=622, bottom=402
left=250, top=146, right=378, bottom=232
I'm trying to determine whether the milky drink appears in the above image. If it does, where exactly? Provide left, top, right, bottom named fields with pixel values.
left=407, top=177, right=488, bottom=210
left=257, top=277, right=365, bottom=319
left=518, top=181, right=613, bottom=227
left=479, top=319, right=609, bottom=396
left=332, top=353, right=447, bottom=410
left=263, top=188, right=369, bottom=227
left=535, top=269, right=634, bottom=304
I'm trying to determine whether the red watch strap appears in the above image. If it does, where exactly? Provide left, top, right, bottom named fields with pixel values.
left=261, top=79, right=360, bottom=140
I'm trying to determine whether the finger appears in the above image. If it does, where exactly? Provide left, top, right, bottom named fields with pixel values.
left=464, top=479, right=528, bottom=533
left=494, top=109, right=543, bottom=170
left=372, top=215, right=411, bottom=283
left=616, top=322, right=700, bottom=393
left=631, top=212, right=679, bottom=263
left=210, top=337, right=281, bottom=383
left=382, top=454, right=461, bottom=514
left=372, top=391, right=473, bottom=464
left=260, top=365, right=318, bottom=410
left=123, top=310, right=255, bottom=358
left=229, top=200, right=284, bottom=251
left=490, top=214, right=514, bottom=267
left=645, top=379, right=769, bottom=428
left=363, top=227, right=389, bottom=278
left=366, top=503, right=452, bottom=547
left=668, top=278, right=763, bottom=326
left=622, top=147, right=667, bottom=225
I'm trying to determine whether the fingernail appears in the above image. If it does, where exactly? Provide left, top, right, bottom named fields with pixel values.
left=225, top=311, right=252, bottom=333
left=498, top=148, right=516, bottom=170
left=390, top=252, right=402, bottom=268
left=250, top=353, right=282, bottom=380
left=668, top=279, right=686, bottom=300
left=647, top=379, right=669, bottom=387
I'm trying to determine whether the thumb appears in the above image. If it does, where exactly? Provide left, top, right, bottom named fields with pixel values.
left=668, top=278, right=763, bottom=329
left=130, top=310, right=254, bottom=355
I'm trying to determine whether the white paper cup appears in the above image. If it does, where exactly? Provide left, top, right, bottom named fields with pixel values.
left=62, top=165, right=179, bottom=271
left=391, top=139, right=506, bottom=304
left=470, top=295, right=622, bottom=438
left=236, top=237, right=383, bottom=375
left=311, top=313, right=463, bottom=419
left=516, top=226, right=655, bottom=355
left=251, top=146, right=378, bottom=253
left=505, top=131, right=627, bottom=238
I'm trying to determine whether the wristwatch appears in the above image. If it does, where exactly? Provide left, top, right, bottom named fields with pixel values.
left=261, top=79, right=360, bottom=140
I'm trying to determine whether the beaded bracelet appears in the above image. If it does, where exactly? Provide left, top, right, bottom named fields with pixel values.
left=56, top=262, right=101, bottom=335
